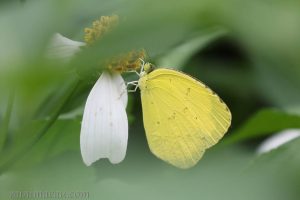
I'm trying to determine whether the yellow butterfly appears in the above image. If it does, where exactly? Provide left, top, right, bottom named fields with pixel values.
left=129, top=62, right=231, bottom=169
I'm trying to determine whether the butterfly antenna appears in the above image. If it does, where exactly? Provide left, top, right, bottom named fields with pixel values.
left=139, top=58, right=145, bottom=75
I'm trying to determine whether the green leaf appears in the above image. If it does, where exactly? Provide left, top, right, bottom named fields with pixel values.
left=225, top=109, right=300, bottom=144
left=1, top=118, right=80, bottom=172
left=0, top=79, right=80, bottom=173
left=0, top=93, right=14, bottom=152
left=15, top=118, right=81, bottom=169
left=254, top=61, right=300, bottom=115
left=156, top=28, right=226, bottom=69
left=244, top=138, right=300, bottom=196
left=249, top=137, right=300, bottom=173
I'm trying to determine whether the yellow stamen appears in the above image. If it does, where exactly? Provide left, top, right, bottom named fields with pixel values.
left=84, top=15, right=119, bottom=45
left=107, top=49, right=147, bottom=73
left=84, top=15, right=146, bottom=73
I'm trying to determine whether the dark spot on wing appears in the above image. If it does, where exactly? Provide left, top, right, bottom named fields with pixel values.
left=183, top=107, right=188, bottom=113
left=186, top=88, right=191, bottom=96
left=169, top=112, right=176, bottom=120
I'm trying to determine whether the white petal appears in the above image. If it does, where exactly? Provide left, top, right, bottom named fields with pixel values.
left=257, top=129, right=300, bottom=154
left=111, top=73, right=128, bottom=107
left=80, top=71, right=128, bottom=166
left=47, top=33, right=85, bottom=62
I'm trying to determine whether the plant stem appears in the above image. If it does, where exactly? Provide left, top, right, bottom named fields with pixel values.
left=0, top=92, right=14, bottom=152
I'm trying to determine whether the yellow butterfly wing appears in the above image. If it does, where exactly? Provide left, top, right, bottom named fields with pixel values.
left=139, top=68, right=231, bottom=169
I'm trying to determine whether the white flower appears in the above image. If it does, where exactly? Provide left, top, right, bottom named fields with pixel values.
left=257, top=129, right=300, bottom=154
left=47, top=33, right=85, bottom=62
left=80, top=71, right=128, bottom=165
left=47, top=33, right=129, bottom=166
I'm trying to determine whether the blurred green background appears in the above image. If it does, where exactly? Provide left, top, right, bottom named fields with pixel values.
left=1, top=0, right=300, bottom=199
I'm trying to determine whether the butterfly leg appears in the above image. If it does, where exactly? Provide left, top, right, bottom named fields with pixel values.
left=123, top=58, right=145, bottom=77
left=126, top=81, right=139, bottom=92
left=117, top=81, right=138, bottom=99
left=139, top=58, right=145, bottom=74
left=125, top=70, right=140, bottom=77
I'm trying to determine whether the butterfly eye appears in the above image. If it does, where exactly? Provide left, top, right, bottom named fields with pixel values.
left=149, top=63, right=155, bottom=72
left=144, top=63, right=155, bottom=73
